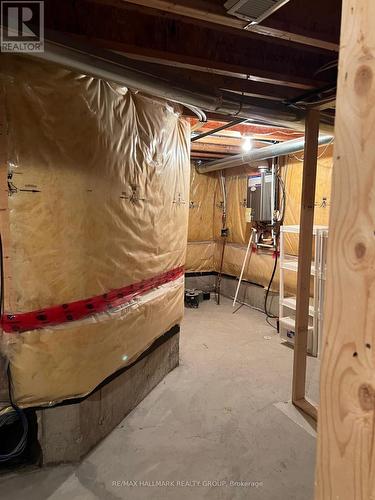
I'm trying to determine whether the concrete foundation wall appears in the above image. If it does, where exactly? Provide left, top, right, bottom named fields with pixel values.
left=220, top=276, right=279, bottom=317
left=185, top=274, right=216, bottom=292
left=37, top=327, right=180, bottom=465
left=185, top=274, right=279, bottom=317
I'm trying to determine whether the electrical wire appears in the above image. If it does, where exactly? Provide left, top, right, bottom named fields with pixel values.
left=290, top=138, right=335, bottom=162
left=0, top=366, right=29, bottom=463
left=0, top=234, right=29, bottom=463
left=0, top=408, right=18, bottom=427
left=276, top=174, right=286, bottom=224
left=266, top=316, right=278, bottom=330
left=246, top=129, right=301, bottom=138
left=215, top=172, right=227, bottom=305
left=264, top=162, right=285, bottom=327
left=314, top=60, right=338, bottom=76
left=264, top=250, right=278, bottom=321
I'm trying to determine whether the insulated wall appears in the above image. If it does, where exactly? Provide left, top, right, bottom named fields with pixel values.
left=0, top=55, right=190, bottom=406
left=186, top=167, right=218, bottom=272
left=187, top=145, right=333, bottom=292
left=282, top=146, right=333, bottom=257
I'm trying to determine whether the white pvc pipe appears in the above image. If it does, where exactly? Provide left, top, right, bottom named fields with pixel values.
left=32, top=38, right=332, bottom=133
left=233, top=228, right=255, bottom=307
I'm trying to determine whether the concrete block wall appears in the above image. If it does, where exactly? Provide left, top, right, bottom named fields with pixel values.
left=36, top=327, right=180, bottom=465
left=185, top=274, right=279, bottom=317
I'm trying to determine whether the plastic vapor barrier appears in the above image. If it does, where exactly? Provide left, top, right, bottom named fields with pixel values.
left=185, top=166, right=218, bottom=272
left=187, top=148, right=333, bottom=291
left=282, top=146, right=333, bottom=256
left=0, top=55, right=190, bottom=406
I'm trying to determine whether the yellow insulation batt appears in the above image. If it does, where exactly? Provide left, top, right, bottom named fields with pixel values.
left=185, top=167, right=217, bottom=272
left=187, top=167, right=217, bottom=242
left=0, top=55, right=190, bottom=406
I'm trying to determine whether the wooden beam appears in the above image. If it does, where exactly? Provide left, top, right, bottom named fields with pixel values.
left=247, top=24, right=339, bottom=53
left=191, top=118, right=246, bottom=142
left=185, top=117, right=304, bottom=141
left=292, top=108, right=320, bottom=409
left=119, top=59, right=308, bottom=98
left=117, top=0, right=340, bottom=51
left=191, top=142, right=241, bottom=155
left=45, top=0, right=336, bottom=89
left=294, top=398, right=318, bottom=421
left=192, top=135, right=244, bottom=147
left=191, top=152, right=230, bottom=159
left=122, top=52, right=315, bottom=89
left=187, top=72, right=306, bottom=98
left=316, top=0, right=375, bottom=498
left=260, top=0, right=341, bottom=50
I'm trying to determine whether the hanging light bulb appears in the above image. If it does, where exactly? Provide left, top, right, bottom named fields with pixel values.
left=242, top=135, right=253, bottom=152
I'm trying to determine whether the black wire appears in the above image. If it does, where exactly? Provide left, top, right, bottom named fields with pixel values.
left=277, top=174, right=286, bottom=224
left=264, top=169, right=284, bottom=325
left=0, top=366, right=29, bottom=463
left=0, top=234, right=29, bottom=462
left=264, top=250, right=278, bottom=320
left=266, top=316, right=278, bottom=330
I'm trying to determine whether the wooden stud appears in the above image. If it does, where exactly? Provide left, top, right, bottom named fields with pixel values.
left=292, top=108, right=320, bottom=409
left=315, top=0, right=375, bottom=497
left=124, top=53, right=323, bottom=91
left=294, top=397, right=318, bottom=421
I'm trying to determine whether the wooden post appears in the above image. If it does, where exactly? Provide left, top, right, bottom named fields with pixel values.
left=316, top=0, right=375, bottom=497
left=292, top=108, right=320, bottom=419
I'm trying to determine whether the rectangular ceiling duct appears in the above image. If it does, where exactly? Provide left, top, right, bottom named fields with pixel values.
left=224, top=0, right=291, bottom=25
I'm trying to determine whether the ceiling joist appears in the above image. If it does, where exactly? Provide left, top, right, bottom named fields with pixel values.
left=111, top=0, right=340, bottom=52
left=45, top=0, right=337, bottom=90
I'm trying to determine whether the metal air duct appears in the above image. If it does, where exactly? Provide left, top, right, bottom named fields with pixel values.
left=32, top=35, right=334, bottom=134
left=196, top=135, right=333, bottom=173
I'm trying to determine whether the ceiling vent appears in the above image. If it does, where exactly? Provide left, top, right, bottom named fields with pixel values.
left=224, top=0, right=290, bottom=25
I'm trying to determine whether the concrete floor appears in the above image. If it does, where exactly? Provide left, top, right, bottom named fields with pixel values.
left=0, top=298, right=318, bottom=500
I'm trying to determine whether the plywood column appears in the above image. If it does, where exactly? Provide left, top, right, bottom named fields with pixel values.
left=316, top=0, right=375, bottom=498
left=292, top=108, right=320, bottom=418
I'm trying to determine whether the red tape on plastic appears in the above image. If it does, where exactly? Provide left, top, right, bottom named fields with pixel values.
left=1, top=266, right=184, bottom=334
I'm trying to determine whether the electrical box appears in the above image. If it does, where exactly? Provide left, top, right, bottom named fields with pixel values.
left=247, top=172, right=273, bottom=223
